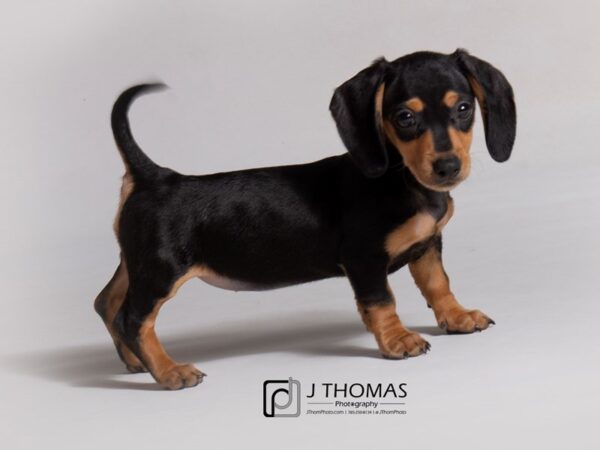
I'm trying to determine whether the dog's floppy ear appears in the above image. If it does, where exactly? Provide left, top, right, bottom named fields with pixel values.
left=330, top=58, right=389, bottom=178
left=454, top=49, right=516, bottom=162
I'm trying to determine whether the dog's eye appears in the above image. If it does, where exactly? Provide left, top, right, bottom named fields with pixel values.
left=457, top=102, right=473, bottom=118
left=394, top=110, right=416, bottom=128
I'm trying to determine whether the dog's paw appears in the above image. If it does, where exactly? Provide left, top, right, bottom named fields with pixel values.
left=157, top=364, right=206, bottom=390
left=379, top=331, right=430, bottom=359
left=438, top=308, right=495, bottom=334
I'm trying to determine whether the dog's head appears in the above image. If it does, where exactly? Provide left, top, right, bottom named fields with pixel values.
left=330, top=49, right=516, bottom=190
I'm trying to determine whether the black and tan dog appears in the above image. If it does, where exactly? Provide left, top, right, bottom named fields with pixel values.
left=95, top=49, right=516, bottom=390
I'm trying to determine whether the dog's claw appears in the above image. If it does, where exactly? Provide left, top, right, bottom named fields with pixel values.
left=438, top=309, right=493, bottom=334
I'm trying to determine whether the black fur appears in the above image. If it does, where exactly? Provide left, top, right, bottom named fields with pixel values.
left=104, top=49, right=516, bottom=370
left=329, top=58, right=389, bottom=178
left=454, top=49, right=517, bottom=162
left=112, top=83, right=171, bottom=181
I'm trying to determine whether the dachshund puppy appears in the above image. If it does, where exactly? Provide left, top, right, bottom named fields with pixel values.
left=95, top=49, right=516, bottom=390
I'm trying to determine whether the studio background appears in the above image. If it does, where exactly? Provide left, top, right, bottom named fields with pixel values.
left=1, top=1, right=598, bottom=449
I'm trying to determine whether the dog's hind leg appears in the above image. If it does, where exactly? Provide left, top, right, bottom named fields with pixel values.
left=94, top=260, right=147, bottom=373
left=113, top=264, right=206, bottom=390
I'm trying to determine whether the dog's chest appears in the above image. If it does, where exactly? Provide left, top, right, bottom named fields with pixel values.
left=384, top=198, right=454, bottom=260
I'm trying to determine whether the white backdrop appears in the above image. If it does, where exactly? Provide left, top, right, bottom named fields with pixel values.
left=1, top=1, right=599, bottom=449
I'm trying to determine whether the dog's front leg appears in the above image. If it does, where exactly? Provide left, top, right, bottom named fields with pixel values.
left=344, top=259, right=430, bottom=359
left=409, top=236, right=495, bottom=333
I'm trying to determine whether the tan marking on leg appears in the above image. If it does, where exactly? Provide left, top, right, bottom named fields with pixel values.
left=101, top=262, right=129, bottom=323
left=443, top=90, right=460, bottom=108
left=405, top=97, right=425, bottom=112
left=137, top=266, right=208, bottom=390
left=113, top=173, right=135, bottom=236
left=409, top=246, right=494, bottom=333
left=356, top=303, right=373, bottom=332
left=94, top=261, right=146, bottom=372
left=354, top=281, right=395, bottom=332
left=358, top=301, right=429, bottom=359
left=385, top=213, right=437, bottom=259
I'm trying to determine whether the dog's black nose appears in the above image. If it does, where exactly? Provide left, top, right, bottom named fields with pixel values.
left=433, top=157, right=461, bottom=181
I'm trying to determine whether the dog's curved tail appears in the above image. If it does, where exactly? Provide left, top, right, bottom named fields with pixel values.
left=111, top=83, right=169, bottom=181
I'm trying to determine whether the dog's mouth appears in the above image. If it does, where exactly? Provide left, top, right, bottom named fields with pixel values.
left=393, top=149, right=471, bottom=192
left=426, top=177, right=464, bottom=192
left=408, top=170, right=465, bottom=192
left=434, top=176, right=464, bottom=190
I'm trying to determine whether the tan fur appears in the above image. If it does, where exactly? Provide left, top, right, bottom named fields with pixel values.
left=383, top=118, right=474, bottom=191
left=384, top=212, right=437, bottom=258
left=409, top=247, right=450, bottom=300
left=409, top=246, right=493, bottom=333
left=442, top=90, right=459, bottom=108
left=384, top=194, right=453, bottom=260
left=405, top=97, right=425, bottom=112
left=102, top=262, right=129, bottom=327
left=448, top=127, right=473, bottom=181
left=113, top=173, right=135, bottom=236
left=136, top=265, right=210, bottom=388
left=358, top=302, right=429, bottom=358
left=467, top=76, right=486, bottom=113
left=374, top=82, right=386, bottom=139
left=383, top=122, right=442, bottom=190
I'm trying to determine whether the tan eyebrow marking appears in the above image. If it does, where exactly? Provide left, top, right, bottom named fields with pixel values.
left=405, top=97, right=425, bottom=112
left=443, top=90, right=460, bottom=108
